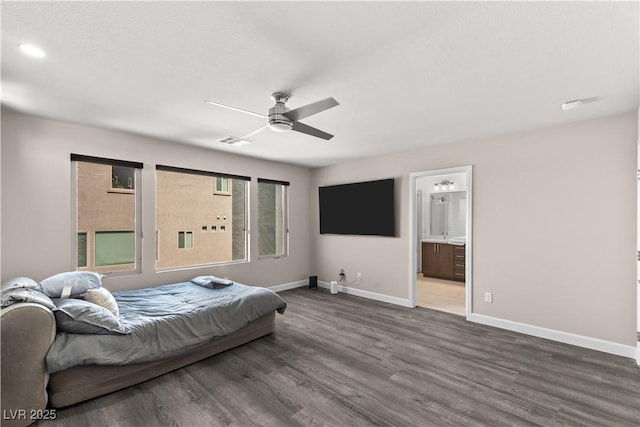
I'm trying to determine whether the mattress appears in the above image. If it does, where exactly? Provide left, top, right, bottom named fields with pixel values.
left=46, top=281, right=286, bottom=373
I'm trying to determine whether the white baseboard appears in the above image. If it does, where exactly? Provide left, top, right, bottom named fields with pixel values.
left=269, top=280, right=637, bottom=361
left=269, top=280, right=308, bottom=293
left=468, top=313, right=637, bottom=359
left=318, top=281, right=413, bottom=307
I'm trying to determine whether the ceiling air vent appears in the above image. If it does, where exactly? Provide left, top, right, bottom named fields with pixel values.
left=218, top=136, right=250, bottom=146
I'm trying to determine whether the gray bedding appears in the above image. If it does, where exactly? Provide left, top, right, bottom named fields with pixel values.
left=46, top=281, right=286, bottom=373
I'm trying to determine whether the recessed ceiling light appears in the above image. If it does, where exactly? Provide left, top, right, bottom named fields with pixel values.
left=18, top=43, right=46, bottom=58
left=561, top=99, right=583, bottom=111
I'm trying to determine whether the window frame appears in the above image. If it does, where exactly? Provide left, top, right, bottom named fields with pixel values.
left=71, top=154, right=143, bottom=276
left=110, top=165, right=135, bottom=192
left=257, top=178, right=290, bottom=260
left=177, top=231, right=194, bottom=249
left=214, top=177, right=231, bottom=195
left=77, top=232, right=88, bottom=268
left=155, top=165, right=250, bottom=271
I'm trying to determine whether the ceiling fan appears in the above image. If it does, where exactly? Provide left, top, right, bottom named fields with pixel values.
left=205, top=92, right=339, bottom=143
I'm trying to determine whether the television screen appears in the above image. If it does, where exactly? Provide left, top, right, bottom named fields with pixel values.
left=319, top=178, right=395, bottom=236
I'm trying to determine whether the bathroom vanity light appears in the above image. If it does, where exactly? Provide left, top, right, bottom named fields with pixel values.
left=434, top=180, right=454, bottom=191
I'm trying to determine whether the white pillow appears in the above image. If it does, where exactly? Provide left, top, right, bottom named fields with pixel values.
left=84, top=287, right=119, bottom=317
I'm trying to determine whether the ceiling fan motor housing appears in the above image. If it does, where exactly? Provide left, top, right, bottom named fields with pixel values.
left=268, top=92, right=293, bottom=131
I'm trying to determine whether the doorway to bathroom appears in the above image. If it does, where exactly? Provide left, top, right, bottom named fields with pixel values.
left=409, top=166, right=472, bottom=317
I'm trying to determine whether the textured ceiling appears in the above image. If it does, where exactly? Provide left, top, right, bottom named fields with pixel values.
left=2, top=1, right=638, bottom=167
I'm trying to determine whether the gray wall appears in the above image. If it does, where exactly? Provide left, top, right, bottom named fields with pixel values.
left=1, top=110, right=312, bottom=290
left=311, top=112, right=637, bottom=346
left=2, top=109, right=637, bottom=348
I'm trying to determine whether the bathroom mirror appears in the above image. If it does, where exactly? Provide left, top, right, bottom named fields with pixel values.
left=429, top=191, right=466, bottom=237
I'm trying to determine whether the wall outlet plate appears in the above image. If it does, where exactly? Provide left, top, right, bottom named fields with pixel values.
left=484, top=292, right=493, bottom=303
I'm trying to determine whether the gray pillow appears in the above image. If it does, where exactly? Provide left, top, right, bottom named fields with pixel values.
left=2, top=276, right=40, bottom=290
left=54, top=298, right=126, bottom=335
left=39, top=271, right=103, bottom=298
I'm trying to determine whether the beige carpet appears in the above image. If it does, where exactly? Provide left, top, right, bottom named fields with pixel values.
left=416, top=274, right=465, bottom=316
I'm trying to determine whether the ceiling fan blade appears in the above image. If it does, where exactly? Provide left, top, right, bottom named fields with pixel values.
left=204, top=100, right=267, bottom=119
left=283, top=97, right=339, bottom=122
left=291, top=121, right=334, bottom=140
left=240, top=124, right=268, bottom=139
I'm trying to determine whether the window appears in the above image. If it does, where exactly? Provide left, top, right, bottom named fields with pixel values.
left=214, top=177, right=230, bottom=194
left=156, top=165, right=249, bottom=270
left=111, top=165, right=134, bottom=190
left=178, top=231, right=193, bottom=249
left=258, top=178, right=289, bottom=258
left=72, top=154, right=142, bottom=275
left=77, top=233, right=87, bottom=268
left=95, top=231, right=135, bottom=265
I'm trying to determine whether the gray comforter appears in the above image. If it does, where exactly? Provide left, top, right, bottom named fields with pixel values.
left=46, top=281, right=286, bottom=373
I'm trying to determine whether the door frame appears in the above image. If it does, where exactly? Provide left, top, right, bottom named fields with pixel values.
left=636, top=128, right=640, bottom=365
left=408, top=165, right=473, bottom=318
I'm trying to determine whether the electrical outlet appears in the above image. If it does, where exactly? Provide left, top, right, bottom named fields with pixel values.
left=356, top=272, right=362, bottom=280
left=484, top=292, right=493, bottom=303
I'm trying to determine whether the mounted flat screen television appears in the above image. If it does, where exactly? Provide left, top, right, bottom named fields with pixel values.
left=319, top=178, right=396, bottom=237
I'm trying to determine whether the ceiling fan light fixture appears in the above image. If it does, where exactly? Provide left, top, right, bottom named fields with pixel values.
left=206, top=92, right=338, bottom=141
left=268, top=122, right=292, bottom=132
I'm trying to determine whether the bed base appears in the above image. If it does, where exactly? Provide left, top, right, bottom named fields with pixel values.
left=47, top=312, right=276, bottom=408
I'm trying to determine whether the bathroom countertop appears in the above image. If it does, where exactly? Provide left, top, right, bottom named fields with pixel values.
left=422, top=238, right=448, bottom=243
left=421, top=237, right=466, bottom=245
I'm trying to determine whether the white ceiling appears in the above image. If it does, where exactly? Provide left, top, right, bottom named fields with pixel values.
left=2, top=1, right=638, bottom=168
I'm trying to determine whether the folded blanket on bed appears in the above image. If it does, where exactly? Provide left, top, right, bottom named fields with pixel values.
left=1, top=286, right=55, bottom=310
left=191, top=275, right=233, bottom=289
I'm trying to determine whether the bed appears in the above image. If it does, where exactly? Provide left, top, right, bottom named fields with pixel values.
left=1, top=274, right=286, bottom=426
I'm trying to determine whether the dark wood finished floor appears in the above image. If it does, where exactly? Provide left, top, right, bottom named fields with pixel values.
left=38, top=288, right=640, bottom=427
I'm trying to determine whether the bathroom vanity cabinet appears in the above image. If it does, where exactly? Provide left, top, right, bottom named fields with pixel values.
left=422, top=242, right=465, bottom=282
